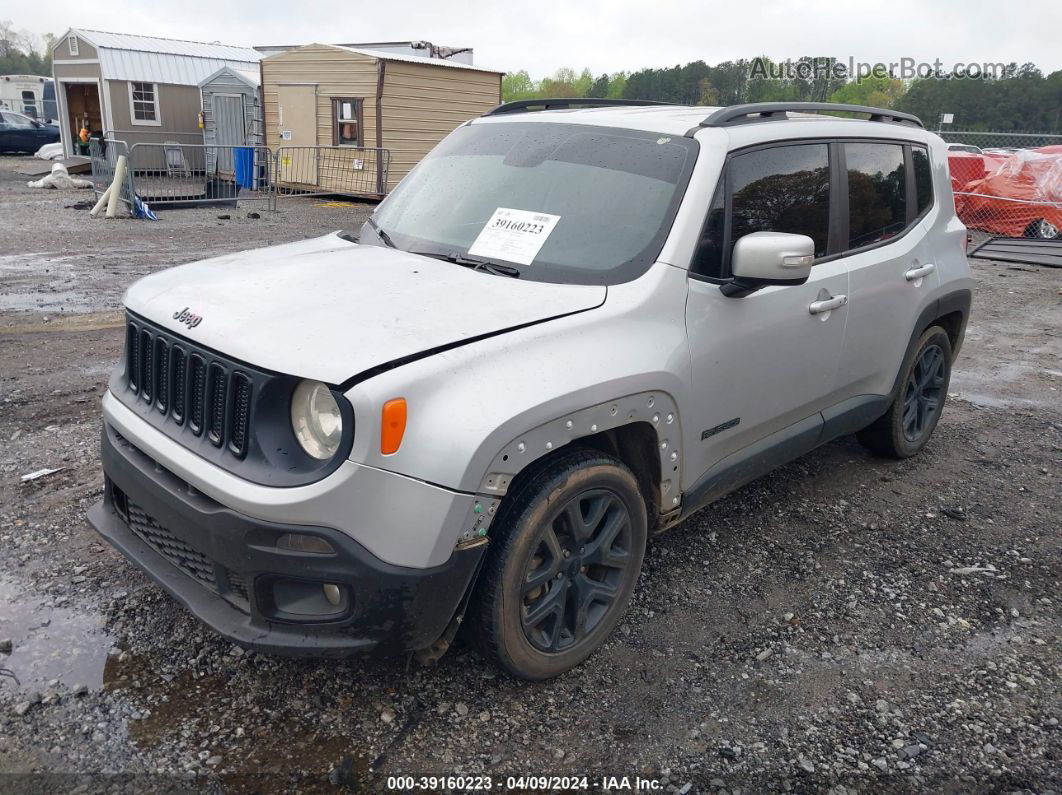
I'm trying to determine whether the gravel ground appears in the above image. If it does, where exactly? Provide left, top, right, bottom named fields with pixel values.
left=0, top=153, right=1060, bottom=794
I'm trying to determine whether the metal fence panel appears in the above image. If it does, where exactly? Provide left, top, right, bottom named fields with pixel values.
left=940, top=131, right=1062, bottom=249
left=84, top=143, right=393, bottom=214
left=274, top=146, right=390, bottom=200
left=126, top=142, right=275, bottom=209
left=88, top=138, right=134, bottom=207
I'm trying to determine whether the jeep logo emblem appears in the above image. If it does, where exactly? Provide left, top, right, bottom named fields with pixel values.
left=173, top=307, right=203, bottom=328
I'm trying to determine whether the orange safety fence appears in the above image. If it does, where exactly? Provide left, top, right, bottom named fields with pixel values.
left=949, top=146, right=1062, bottom=242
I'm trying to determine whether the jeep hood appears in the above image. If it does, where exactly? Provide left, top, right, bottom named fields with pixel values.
left=123, top=233, right=606, bottom=384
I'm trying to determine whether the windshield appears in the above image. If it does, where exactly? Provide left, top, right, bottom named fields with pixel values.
left=366, top=122, right=698, bottom=284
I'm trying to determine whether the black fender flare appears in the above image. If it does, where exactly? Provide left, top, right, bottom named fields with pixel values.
left=888, top=289, right=972, bottom=401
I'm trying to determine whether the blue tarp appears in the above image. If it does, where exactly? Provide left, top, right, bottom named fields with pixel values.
left=234, top=147, right=254, bottom=190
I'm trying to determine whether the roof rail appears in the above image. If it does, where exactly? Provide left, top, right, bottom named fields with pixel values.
left=698, top=102, right=924, bottom=129
left=483, top=98, right=675, bottom=116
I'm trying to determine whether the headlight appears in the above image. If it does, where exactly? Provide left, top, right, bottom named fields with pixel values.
left=291, top=380, right=343, bottom=460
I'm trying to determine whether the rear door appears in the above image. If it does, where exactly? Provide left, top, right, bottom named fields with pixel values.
left=684, top=141, right=850, bottom=484
left=832, top=141, right=940, bottom=400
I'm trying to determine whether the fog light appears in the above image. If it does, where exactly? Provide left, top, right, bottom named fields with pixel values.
left=276, top=533, right=335, bottom=554
left=266, top=578, right=351, bottom=620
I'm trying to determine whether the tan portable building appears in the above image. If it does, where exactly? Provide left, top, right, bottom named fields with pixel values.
left=261, top=44, right=502, bottom=195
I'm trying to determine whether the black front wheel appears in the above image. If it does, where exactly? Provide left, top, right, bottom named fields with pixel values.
left=469, top=449, right=647, bottom=680
left=858, top=326, right=953, bottom=459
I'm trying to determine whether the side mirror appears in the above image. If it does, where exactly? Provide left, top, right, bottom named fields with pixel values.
left=722, top=232, right=815, bottom=297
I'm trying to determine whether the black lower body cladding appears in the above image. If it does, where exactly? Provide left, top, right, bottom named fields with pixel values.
left=88, top=423, right=484, bottom=656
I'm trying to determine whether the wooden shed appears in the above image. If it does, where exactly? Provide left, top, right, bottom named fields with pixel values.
left=261, top=44, right=502, bottom=195
left=200, top=67, right=262, bottom=149
left=199, top=67, right=262, bottom=180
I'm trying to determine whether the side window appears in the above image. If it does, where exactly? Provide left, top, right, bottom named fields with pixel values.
left=691, top=144, right=830, bottom=278
left=4, top=112, right=33, bottom=129
left=730, top=144, right=831, bottom=259
left=845, top=143, right=906, bottom=249
left=912, top=145, right=933, bottom=216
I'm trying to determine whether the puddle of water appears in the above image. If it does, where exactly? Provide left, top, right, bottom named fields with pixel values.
left=0, top=575, right=112, bottom=692
left=0, top=290, right=96, bottom=313
left=0, top=252, right=77, bottom=267
left=0, top=251, right=112, bottom=313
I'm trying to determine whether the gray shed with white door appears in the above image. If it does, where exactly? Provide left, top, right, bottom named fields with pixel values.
left=199, top=66, right=262, bottom=177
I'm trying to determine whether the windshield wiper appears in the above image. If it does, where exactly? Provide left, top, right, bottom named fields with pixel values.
left=366, top=217, right=396, bottom=248
left=412, top=251, right=521, bottom=278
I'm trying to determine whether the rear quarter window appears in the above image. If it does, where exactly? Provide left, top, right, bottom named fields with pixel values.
left=912, top=145, right=933, bottom=215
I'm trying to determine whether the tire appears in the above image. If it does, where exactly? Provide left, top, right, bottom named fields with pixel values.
left=468, top=449, right=647, bottom=680
left=857, top=325, right=953, bottom=459
left=1025, top=219, right=1060, bottom=239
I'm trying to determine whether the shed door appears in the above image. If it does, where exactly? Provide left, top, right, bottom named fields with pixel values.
left=276, top=84, right=317, bottom=186
left=213, top=94, right=245, bottom=176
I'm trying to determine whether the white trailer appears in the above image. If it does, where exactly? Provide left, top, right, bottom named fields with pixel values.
left=0, top=74, right=56, bottom=121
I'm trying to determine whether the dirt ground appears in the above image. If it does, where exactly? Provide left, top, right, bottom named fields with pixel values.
left=0, top=153, right=1059, bottom=794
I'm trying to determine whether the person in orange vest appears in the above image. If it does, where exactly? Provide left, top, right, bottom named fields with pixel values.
left=78, top=122, right=90, bottom=155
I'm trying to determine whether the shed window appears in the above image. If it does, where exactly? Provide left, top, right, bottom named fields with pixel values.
left=129, top=82, right=160, bottom=125
left=68, top=35, right=79, bottom=56
left=333, top=98, right=362, bottom=146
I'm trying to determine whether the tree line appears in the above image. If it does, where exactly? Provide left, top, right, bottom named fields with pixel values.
left=503, top=57, right=1062, bottom=132
left=5, top=23, right=1058, bottom=133
left=0, top=21, right=53, bottom=76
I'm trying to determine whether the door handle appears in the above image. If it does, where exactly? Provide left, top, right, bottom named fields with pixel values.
left=905, top=263, right=935, bottom=281
left=809, top=294, right=847, bottom=315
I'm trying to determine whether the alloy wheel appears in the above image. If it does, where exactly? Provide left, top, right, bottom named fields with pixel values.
left=520, top=488, right=633, bottom=653
left=902, top=343, right=947, bottom=442
left=1036, top=219, right=1059, bottom=239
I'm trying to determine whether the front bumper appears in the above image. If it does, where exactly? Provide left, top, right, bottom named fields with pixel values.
left=88, top=423, right=486, bottom=656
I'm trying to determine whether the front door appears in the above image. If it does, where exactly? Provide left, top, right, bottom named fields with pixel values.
left=213, top=93, right=245, bottom=176
left=683, top=141, right=850, bottom=490
left=275, top=84, right=317, bottom=187
left=63, top=83, right=101, bottom=156
left=2, top=111, right=37, bottom=151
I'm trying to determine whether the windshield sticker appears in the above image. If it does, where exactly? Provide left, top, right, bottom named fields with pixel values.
left=467, top=208, right=561, bottom=266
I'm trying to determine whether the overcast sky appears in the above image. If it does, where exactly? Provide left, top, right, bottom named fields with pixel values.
left=9, top=0, right=1062, bottom=78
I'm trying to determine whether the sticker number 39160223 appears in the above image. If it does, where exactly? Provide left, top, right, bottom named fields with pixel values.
left=467, top=207, right=561, bottom=266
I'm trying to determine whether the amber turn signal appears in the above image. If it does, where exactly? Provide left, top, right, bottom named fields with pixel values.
left=380, top=398, right=407, bottom=454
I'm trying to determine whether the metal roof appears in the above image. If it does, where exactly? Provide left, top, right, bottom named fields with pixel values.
left=274, top=43, right=502, bottom=75
left=197, top=66, right=260, bottom=89
left=67, top=28, right=260, bottom=87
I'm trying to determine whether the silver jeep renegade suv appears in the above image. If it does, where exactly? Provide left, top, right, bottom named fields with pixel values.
left=89, top=101, right=973, bottom=679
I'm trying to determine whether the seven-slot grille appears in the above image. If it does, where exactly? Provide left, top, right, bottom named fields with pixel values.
left=125, top=317, right=254, bottom=458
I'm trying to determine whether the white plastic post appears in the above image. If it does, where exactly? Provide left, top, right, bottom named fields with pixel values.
left=89, top=186, right=111, bottom=217
left=105, top=155, right=127, bottom=219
